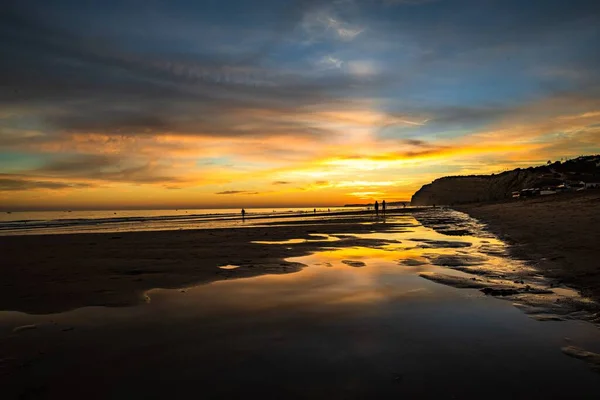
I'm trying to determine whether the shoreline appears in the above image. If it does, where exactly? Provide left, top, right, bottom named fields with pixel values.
left=457, top=190, right=600, bottom=301
left=0, top=207, right=425, bottom=237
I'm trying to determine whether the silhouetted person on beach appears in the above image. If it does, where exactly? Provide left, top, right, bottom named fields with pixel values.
left=382, top=200, right=386, bottom=216
left=314, top=208, right=316, bottom=214
left=403, top=202, right=406, bottom=208
left=241, top=208, right=246, bottom=221
left=374, top=201, right=379, bottom=217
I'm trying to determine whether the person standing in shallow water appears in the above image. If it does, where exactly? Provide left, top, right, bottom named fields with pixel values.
left=241, top=208, right=246, bottom=221
left=374, top=201, right=379, bottom=217
left=382, top=200, right=386, bottom=217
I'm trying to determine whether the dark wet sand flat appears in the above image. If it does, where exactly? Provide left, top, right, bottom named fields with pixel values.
left=1, top=210, right=419, bottom=314
left=459, top=190, right=600, bottom=301
left=2, top=210, right=600, bottom=399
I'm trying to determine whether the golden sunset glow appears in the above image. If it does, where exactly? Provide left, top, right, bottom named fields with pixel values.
left=2, top=1, right=600, bottom=210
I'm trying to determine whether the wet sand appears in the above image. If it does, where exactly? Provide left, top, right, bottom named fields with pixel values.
left=1, top=210, right=414, bottom=314
left=2, top=210, right=600, bottom=398
left=458, top=190, right=600, bottom=301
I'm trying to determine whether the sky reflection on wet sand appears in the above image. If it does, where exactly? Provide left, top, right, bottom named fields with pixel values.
left=1, top=213, right=600, bottom=398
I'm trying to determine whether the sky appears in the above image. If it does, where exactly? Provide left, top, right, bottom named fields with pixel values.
left=1, top=0, right=600, bottom=210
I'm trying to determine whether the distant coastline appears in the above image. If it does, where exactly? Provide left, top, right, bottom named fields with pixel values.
left=411, top=155, right=600, bottom=206
left=0, top=206, right=421, bottom=237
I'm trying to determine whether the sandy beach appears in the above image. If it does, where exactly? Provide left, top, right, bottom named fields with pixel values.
left=459, top=190, right=600, bottom=301
left=2, top=207, right=600, bottom=398
left=1, top=209, right=416, bottom=314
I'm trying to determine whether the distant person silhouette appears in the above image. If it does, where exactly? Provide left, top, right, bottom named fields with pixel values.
left=241, top=208, right=246, bottom=221
left=374, top=201, right=379, bottom=217
left=382, top=200, right=386, bottom=216
left=403, top=202, right=406, bottom=208
left=314, top=208, right=316, bottom=214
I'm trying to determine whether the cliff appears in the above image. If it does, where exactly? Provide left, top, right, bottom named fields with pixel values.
left=411, top=155, right=600, bottom=206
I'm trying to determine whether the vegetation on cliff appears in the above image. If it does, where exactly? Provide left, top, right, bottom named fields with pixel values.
left=411, top=155, right=600, bottom=206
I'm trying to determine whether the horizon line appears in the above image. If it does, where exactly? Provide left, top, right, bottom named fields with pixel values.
left=1, top=203, right=413, bottom=213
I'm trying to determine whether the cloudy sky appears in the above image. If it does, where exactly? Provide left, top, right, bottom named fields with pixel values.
left=1, top=0, right=599, bottom=210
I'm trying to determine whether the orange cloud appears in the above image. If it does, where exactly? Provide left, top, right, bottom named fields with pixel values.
left=3, top=92, right=600, bottom=210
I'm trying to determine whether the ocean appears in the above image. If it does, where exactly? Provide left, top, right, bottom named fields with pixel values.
left=0, top=207, right=370, bottom=236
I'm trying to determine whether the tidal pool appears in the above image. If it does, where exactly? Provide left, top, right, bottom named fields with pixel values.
left=1, top=212, right=599, bottom=399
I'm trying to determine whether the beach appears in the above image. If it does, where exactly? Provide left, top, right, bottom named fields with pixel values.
left=459, top=190, right=600, bottom=301
left=1, top=210, right=414, bottom=314
left=2, top=208, right=600, bottom=398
